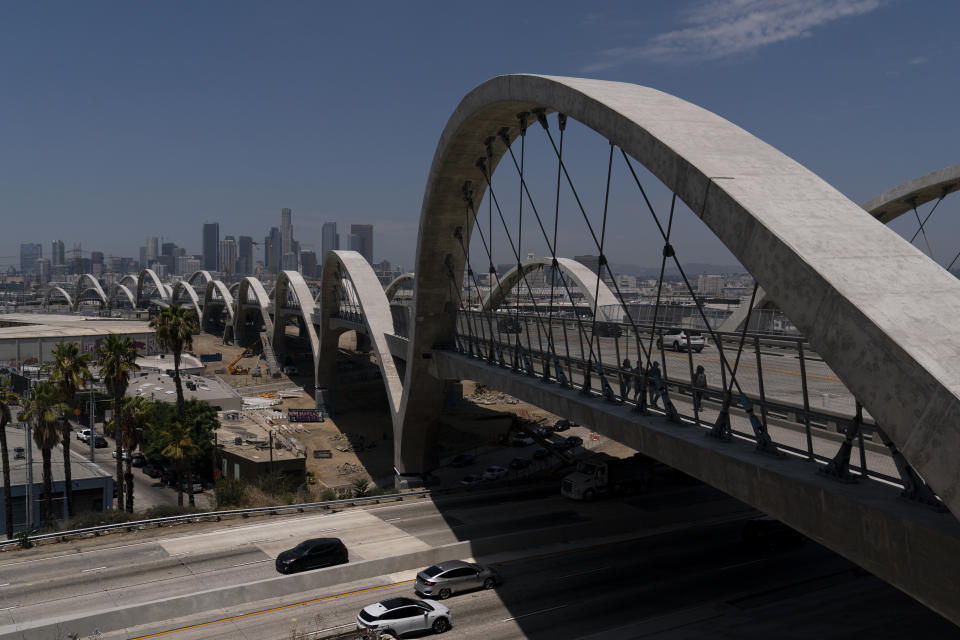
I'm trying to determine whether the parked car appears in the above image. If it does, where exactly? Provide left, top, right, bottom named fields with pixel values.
left=509, top=457, right=531, bottom=470
left=131, top=452, right=146, bottom=467
left=76, top=428, right=91, bottom=442
left=179, top=479, right=204, bottom=493
left=595, top=321, right=622, bottom=338
left=160, top=467, right=178, bottom=486
left=112, top=449, right=131, bottom=461
left=143, top=463, right=161, bottom=478
left=510, top=433, right=535, bottom=447
left=93, top=435, right=108, bottom=448
left=356, top=597, right=451, bottom=637
left=449, top=453, right=475, bottom=468
left=460, top=474, right=484, bottom=487
left=282, top=365, right=299, bottom=376
left=656, top=329, right=706, bottom=352
left=415, top=560, right=502, bottom=599
left=481, top=465, right=508, bottom=481
left=276, top=538, right=348, bottom=574
left=533, top=448, right=550, bottom=460
left=535, top=425, right=554, bottom=438
left=552, top=419, right=572, bottom=432
left=564, top=435, right=584, bottom=450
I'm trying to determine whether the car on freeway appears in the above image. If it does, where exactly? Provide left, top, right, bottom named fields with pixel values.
left=93, top=435, right=108, bottom=448
left=656, top=329, right=706, bottom=352
left=481, top=465, right=508, bottom=481
left=509, top=457, right=531, bottom=470
left=276, top=537, right=348, bottom=574
left=497, top=316, right=523, bottom=334
left=357, top=597, right=451, bottom=637
left=564, top=435, right=584, bottom=450
left=415, top=560, right=502, bottom=599
left=595, top=321, right=623, bottom=338
left=449, top=453, right=475, bottom=468
left=533, top=447, right=550, bottom=460
left=552, top=419, right=572, bottom=432
left=460, top=474, right=484, bottom=487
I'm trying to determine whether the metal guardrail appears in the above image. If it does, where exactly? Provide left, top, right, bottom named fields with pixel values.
left=0, top=490, right=431, bottom=550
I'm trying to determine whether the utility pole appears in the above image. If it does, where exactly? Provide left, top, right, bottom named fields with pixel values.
left=24, top=386, right=33, bottom=531
left=89, top=386, right=96, bottom=461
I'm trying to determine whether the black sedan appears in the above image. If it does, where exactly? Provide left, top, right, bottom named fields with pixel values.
left=276, top=538, right=348, bottom=574
left=450, top=453, right=475, bottom=468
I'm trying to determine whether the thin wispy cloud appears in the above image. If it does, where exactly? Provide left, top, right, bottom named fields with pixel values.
left=582, top=0, right=882, bottom=71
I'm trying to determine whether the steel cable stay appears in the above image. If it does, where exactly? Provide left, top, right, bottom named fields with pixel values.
left=621, top=155, right=781, bottom=453
left=907, top=192, right=946, bottom=247
left=911, top=201, right=936, bottom=260
left=473, top=155, right=571, bottom=380
left=585, top=141, right=617, bottom=402
left=548, top=114, right=573, bottom=383
left=453, top=198, right=498, bottom=362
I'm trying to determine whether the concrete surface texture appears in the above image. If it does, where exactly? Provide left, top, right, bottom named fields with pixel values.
left=480, top=256, right=624, bottom=320
left=405, top=74, right=960, bottom=522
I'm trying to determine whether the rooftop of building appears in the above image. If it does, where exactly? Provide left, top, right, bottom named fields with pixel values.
left=0, top=313, right=153, bottom=339
left=215, top=408, right=307, bottom=463
left=0, top=425, right=113, bottom=487
left=128, top=370, right=241, bottom=410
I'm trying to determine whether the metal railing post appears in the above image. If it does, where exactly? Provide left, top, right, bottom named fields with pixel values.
left=797, top=341, right=814, bottom=459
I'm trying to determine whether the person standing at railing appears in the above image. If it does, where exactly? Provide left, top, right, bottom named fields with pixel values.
left=647, top=362, right=662, bottom=409
left=692, top=365, right=707, bottom=411
left=620, top=358, right=632, bottom=400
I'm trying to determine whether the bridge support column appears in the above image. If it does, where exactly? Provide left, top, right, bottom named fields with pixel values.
left=393, top=374, right=447, bottom=487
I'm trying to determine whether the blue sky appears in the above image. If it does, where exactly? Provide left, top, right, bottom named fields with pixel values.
left=1, top=0, right=957, bottom=272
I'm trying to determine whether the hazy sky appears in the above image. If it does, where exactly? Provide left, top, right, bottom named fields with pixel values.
left=1, top=0, right=957, bottom=271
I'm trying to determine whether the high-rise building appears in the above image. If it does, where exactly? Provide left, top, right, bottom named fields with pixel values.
left=281, top=208, right=293, bottom=257
left=300, top=251, right=318, bottom=279
left=146, top=237, right=159, bottom=264
left=264, top=227, right=282, bottom=275
left=321, top=222, right=339, bottom=260
left=176, top=255, right=202, bottom=276
left=161, top=242, right=177, bottom=257
left=51, top=240, right=65, bottom=267
left=37, top=258, right=51, bottom=285
left=202, top=223, right=220, bottom=271
left=19, top=243, right=42, bottom=275
left=350, top=224, right=373, bottom=263
left=237, top=235, right=253, bottom=276
left=220, top=236, right=238, bottom=276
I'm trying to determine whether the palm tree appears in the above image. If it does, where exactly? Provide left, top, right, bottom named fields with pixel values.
left=0, top=377, right=17, bottom=539
left=119, top=396, right=148, bottom=513
left=19, top=382, right=66, bottom=526
left=47, top=342, right=93, bottom=518
left=161, top=421, right=197, bottom=508
left=150, top=305, right=198, bottom=423
left=96, top=335, right=140, bottom=510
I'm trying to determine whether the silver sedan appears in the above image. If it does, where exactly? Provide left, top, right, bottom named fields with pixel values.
left=415, top=560, right=502, bottom=599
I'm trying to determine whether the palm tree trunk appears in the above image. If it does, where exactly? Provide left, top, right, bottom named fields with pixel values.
left=176, top=461, right=184, bottom=507
left=0, top=418, right=13, bottom=539
left=41, top=448, right=53, bottom=527
left=114, top=391, right=124, bottom=511
left=124, top=457, right=134, bottom=513
left=61, top=421, right=74, bottom=518
left=187, top=454, right=195, bottom=507
left=173, top=352, right=184, bottom=423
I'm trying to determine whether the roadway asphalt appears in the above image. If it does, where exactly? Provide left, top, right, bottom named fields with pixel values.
left=5, top=480, right=955, bottom=639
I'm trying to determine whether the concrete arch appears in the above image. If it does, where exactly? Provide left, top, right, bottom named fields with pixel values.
left=73, top=274, right=107, bottom=308
left=76, top=287, right=107, bottom=309
left=316, top=250, right=403, bottom=416
left=186, top=270, right=214, bottom=288
left=863, top=164, right=960, bottom=224
left=384, top=273, right=415, bottom=301
left=43, top=286, right=74, bottom=309
left=229, top=282, right=240, bottom=296
left=109, top=283, right=137, bottom=310
left=272, top=270, right=320, bottom=372
left=136, top=269, right=169, bottom=307
left=403, top=74, right=960, bottom=522
left=118, top=274, right=137, bottom=290
left=481, top=257, right=623, bottom=320
left=234, top=277, right=274, bottom=348
left=171, top=280, right=202, bottom=320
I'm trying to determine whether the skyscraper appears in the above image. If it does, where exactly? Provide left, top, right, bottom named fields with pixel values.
left=19, top=243, right=42, bottom=275
left=264, top=227, right=282, bottom=276
left=146, top=237, right=159, bottom=264
left=300, top=251, right=318, bottom=279
left=350, top=224, right=373, bottom=263
left=237, top=235, right=253, bottom=276
left=203, top=222, right=220, bottom=271
left=220, top=236, right=237, bottom=276
left=321, top=222, right=339, bottom=259
left=281, top=208, right=293, bottom=257
left=51, top=240, right=65, bottom=267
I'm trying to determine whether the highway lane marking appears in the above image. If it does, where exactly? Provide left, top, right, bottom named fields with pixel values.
left=384, top=517, right=402, bottom=522
left=81, top=566, right=108, bottom=573
left=557, top=566, right=610, bottom=579
left=719, top=559, right=765, bottom=571
left=0, top=606, right=16, bottom=611
left=0, top=583, right=9, bottom=587
left=230, top=559, right=269, bottom=569
left=127, top=579, right=416, bottom=638
left=502, top=603, right=568, bottom=622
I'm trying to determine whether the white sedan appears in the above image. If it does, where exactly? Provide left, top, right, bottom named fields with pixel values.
left=481, top=465, right=508, bottom=481
left=357, top=597, right=451, bottom=637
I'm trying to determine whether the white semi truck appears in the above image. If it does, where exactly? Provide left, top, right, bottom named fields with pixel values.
left=561, top=453, right=652, bottom=501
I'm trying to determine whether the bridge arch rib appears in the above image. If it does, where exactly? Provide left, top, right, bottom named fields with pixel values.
left=384, top=273, right=415, bottom=302
left=234, top=277, right=274, bottom=349
left=272, top=270, right=320, bottom=373
left=136, top=269, right=169, bottom=307
left=864, top=164, right=960, bottom=224
left=315, top=250, right=403, bottom=416
left=43, top=286, right=74, bottom=310
left=402, top=74, right=960, bottom=523
left=481, top=257, right=623, bottom=320
left=73, top=274, right=107, bottom=309
left=186, top=270, right=214, bottom=288
left=109, top=283, right=137, bottom=310
left=171, top=281, right=203, bottom=320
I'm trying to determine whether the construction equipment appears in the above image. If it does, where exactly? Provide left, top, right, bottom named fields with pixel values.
left=227, top=352, right=249, bottom=375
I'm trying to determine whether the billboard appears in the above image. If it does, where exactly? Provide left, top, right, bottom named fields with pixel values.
left=288, top=409, right=321, bottom=422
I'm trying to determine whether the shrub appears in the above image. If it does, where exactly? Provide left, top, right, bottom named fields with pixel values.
left=320, top=488, right=337, bottom=502
left=352, top=478, right=370, bottom=498
left=215, top=477, right=247, bottom=508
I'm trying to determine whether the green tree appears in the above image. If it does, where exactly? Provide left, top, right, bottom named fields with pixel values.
left=19, top=382, right=67, bottom=526
left=96, top=335, right=140, bottom=510
left=140, top=398, right=217, bottom=508
left=161, top=421, right=197, bottom=508
left=119, top=396, right=149, bottom=513
left=150, top=305, right=198, bottom=423
left=46, top=342, right=93, bottom=517
left=0, top=377, right=17, bottom=539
